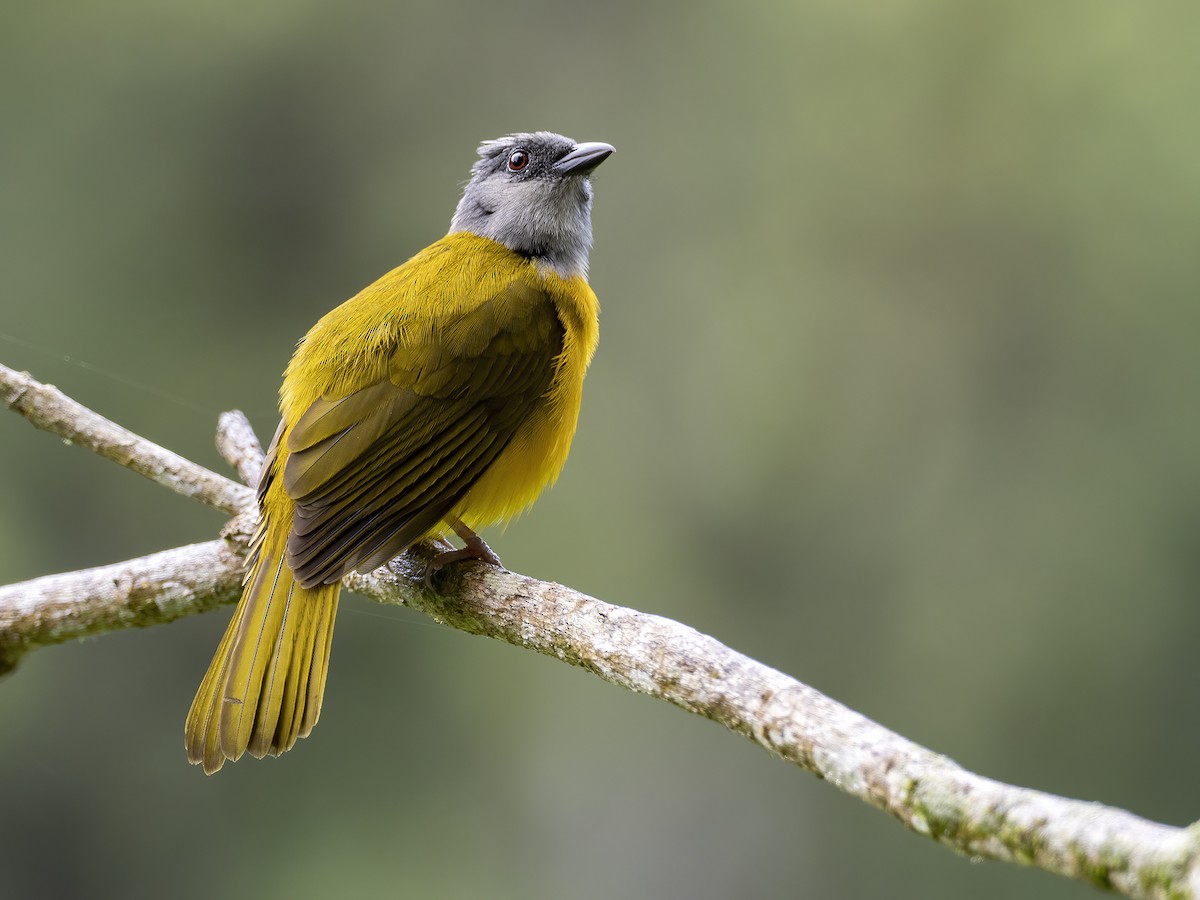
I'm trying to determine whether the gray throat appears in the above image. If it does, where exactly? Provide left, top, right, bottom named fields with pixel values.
left=449, top=177, right=595, bottom=278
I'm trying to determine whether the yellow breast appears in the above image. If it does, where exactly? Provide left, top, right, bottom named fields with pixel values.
left=454, top=263, right=600, bottom=530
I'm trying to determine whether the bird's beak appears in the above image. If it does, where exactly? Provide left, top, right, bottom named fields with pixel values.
left=554, top=142, right=615, bottom=176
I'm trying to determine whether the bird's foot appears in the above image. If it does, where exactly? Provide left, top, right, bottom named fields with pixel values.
left=422, top=515, right=504, bottom=588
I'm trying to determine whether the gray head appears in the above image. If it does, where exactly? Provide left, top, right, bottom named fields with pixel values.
left=449, top=131, right=614, bottom=277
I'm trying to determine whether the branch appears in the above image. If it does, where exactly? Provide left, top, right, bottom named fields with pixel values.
left=2, top=362, right=1198, bottom=898
left=0, top=361, right=253, bottom=515
left=0, top=533, right=247, bottom=674
left=214, top=409, right=266, bottom=488
left=353, top=564, right=1200, bottom=899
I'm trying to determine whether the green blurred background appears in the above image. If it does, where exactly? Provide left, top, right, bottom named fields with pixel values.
left=2, top=1, right=1198, bottom=897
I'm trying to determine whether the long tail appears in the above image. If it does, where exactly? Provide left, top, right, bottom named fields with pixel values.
left=185, top=529, right=340, bottom=775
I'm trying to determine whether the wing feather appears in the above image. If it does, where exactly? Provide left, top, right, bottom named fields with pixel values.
left=281, top=282, right=563, bottom=588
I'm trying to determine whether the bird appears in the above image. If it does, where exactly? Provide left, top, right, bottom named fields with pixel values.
left=185, top=131, right=613, bottom=774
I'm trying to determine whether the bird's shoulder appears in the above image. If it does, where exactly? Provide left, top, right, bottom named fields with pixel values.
left=281, top=233, right=563, bottom=417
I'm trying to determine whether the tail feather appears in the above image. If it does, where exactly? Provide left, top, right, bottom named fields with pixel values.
left=184, top=598, right=240, bottom=772
left=255, top=579, right=338, bottom=758
left=185, top=534, right=340, bottom=775
left=305, top=591, right=338, bottom=733
left=262, top=586, right=307, bottom=758
left=222, top=554, right=291, bottom=760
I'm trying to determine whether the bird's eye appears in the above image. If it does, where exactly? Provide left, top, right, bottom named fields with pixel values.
left=507, top=149, right=530, bottom=172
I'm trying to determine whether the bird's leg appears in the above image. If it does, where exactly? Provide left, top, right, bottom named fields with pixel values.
left=445, top=514, right=504, bottom=567
left=423, top=514, right=504, bottom=586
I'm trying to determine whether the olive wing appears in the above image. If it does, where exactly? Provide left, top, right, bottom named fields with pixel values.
left=281, top=281, right=562, bottom=588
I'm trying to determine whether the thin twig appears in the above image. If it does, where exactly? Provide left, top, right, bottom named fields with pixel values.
left=215, top=409, right=266, bottom=488
left=0, top=362, right=253, bottom=514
